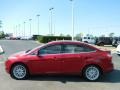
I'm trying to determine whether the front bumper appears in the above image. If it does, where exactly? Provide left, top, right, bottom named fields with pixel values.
left=5, top=60, right=12, bottom=74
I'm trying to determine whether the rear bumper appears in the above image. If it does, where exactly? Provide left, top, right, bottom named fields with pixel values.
left=103, top=63, right=114, bottom=73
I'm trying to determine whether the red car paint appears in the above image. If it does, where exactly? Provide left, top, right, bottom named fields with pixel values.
left=5, top=41, right=113, bottom=76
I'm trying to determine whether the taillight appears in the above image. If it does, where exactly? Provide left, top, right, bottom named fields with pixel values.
left=106, top=50, right=111, bottom=55
left=107, top=53, right=112, bottom=58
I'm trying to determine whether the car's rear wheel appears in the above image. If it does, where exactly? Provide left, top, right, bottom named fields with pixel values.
left=10, top=64, right=29, bottom=80
left=83, top=65, right=101, bottom=81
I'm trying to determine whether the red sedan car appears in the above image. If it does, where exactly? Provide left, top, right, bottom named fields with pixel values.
left=5, top=41, right=114, bottom=81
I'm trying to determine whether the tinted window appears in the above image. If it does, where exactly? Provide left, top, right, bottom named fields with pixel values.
left=39, top=45, right=61, bottom=55
left=63, top=44, right=95, bottom=53
left=63, top=45, right=75, bottom=53
left=88, top=37, right=90, bottom=39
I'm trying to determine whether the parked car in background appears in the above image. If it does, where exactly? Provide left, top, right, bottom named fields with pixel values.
left=10, top=37, right=17, bottom=40
left=5, top=36, right=11, bottom=40
left=5, top=41, right=114, bottom=81
left=112, top=37, right=120, bottom=47
left=5, top=36, right=21, bottom=40
left=82, top=37, right=95, bottom=44
left=95, top=37, right=113, bottom=46
left=21, top=36, right=32, bottom=40
left=116, top=44, right=120, bottom=56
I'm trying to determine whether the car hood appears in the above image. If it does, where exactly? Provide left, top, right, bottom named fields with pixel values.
left=8, top=51, right=26, bottom=59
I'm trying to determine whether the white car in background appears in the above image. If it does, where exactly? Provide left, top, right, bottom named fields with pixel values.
left=116, top=44, right=120, bottom=56
left=21, top=36, right=32, bottom=40
left=82, top=37, right=95, bottom=44
left=0, top=45, right=4, bottom=55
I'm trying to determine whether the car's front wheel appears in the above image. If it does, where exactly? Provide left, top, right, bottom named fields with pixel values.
left=10, top=64, right=29, bottom=80
left=83, top=65, right=101, bottom=81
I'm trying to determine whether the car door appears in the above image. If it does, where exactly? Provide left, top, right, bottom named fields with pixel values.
left=29, top=44, right=63, bottom=74
left=61, top=44, right=84, bottom=74
left=61, top=44, right=96, bottom=74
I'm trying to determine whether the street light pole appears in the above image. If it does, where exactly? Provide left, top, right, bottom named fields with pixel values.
left=49, top=7, right=54, bottom=36
left=16, top=25, right=18, bottom=37
left=36, top=14, right=40, bottom=35
left=0, top=20, right=2, bottom=31
left=23, top=22, right=26, bottom=37
left=14, top=26, right=16, bottom=37
left=29, top=19, right=32, bottom=37
left=18, top=24, right=20, bottom=37
left=70, top=0, right=74, bottom=40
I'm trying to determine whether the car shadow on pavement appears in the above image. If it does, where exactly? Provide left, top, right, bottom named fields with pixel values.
left=99, top=69, right=120, bottom=83
left=29, top=75, right=85, bottom=83
left=28, top=69, right=120, bottom=83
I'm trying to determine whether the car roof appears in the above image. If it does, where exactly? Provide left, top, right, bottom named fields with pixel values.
left=28, top=40, right=100, bottom=54
left=47, top=40, right=99, bottom=50
left=48, top=40, right=85, bottom=45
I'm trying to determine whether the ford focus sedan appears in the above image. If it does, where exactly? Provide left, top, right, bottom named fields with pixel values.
left=5, top=41, right=114, bottom=81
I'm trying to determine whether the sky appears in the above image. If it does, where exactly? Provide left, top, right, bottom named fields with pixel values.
left=0, top=0, right=120, bottom=37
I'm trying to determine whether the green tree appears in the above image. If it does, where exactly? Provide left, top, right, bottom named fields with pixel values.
left=100, top=34, right=105, bottom=37
left=66, top=34, right=71, bottom=37
left=74, top=33, right=83, bottom=41
left=0, top=31, right=5, bottom=39
left=60, top=33, right=64, bottom=36
left=109, top=33, right=114, bottom=37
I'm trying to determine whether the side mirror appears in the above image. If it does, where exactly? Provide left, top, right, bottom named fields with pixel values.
left=37, top=49, right=46, bottom=57
left=37, top=50, right=41, bottom=57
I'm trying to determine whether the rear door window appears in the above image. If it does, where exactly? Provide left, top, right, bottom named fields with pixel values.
left=63, top=44, right=96, bottom=54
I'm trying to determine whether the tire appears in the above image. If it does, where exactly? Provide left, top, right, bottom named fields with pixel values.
left=10, top=64, right=29, bottom=80
left=99, top=42, right=104, bottom=46
left=84, top=41, right=88, bottom=43
left=83, top=65, right=101, bottom=81
left=117, top=54, right=120, bottom=56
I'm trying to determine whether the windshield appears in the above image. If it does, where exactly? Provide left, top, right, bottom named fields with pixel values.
left=26, top=44, right=45, bottom=54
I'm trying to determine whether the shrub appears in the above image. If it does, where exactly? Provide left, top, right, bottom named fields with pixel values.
left=37, top=35, right=72, bottom=43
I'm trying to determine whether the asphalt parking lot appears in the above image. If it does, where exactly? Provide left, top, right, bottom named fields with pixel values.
left=0, top=40, right=120, bottom=90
